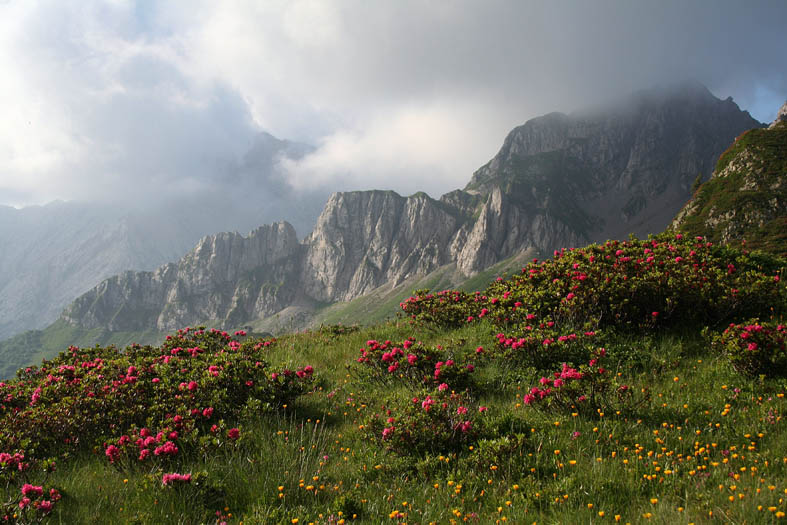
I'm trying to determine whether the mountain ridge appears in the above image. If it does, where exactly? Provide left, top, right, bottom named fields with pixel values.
left=54, top=83, right=762, bottom=337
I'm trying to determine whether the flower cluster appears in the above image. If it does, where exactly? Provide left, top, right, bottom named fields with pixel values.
left=354, top=338, right=475, bottom=389
left=483, top=234, right=784, bottom=334
left=0, top=327, right=314, bottom=483
left=162, top=472, right=192, bottom=486
left=363, top=387, right=486, bottom=456
left=522, top=348, right=647, bottom=415
left=713, top=320, right=787, bottom=376
left=1, top=484, right=61, bottom=522
left=488, top=323, right=599, bottom=368
left=400, top=289, right=488, bottom=328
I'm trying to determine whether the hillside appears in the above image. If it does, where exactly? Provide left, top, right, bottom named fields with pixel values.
left=672, top=103, right=787, bottom=255
left=1, top=234, right=785, bottom=523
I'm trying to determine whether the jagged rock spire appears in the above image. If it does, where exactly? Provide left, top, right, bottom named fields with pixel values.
left=770, top=100, right=787, bottom=128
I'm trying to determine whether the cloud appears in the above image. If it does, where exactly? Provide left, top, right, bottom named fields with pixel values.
left=0, top=0, right=785, bottom=208
left=280, top=101, right=503, bottom=197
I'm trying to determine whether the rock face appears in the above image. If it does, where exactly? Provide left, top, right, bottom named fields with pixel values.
left=468, top=81, right=763, bottom=243
left=60, top=83, right=764, bottom=333
left=671, top=113, right=787, bottom=255
left=62, top=223, right=304, bottom=331
left=302, top=191, right=466, bottom=302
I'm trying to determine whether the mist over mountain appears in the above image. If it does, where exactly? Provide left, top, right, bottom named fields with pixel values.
left=0, top=133, right=328, bottom=341
left=468, top=81, right=763, bottom=243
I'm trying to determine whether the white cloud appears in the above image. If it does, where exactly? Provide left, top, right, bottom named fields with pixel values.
left=281, top=101, right=506, bottom=197
left=0, top=0, right=785, bottom=208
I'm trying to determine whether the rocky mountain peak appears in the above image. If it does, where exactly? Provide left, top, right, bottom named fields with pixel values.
left=770, top=101, right=787, bottom=129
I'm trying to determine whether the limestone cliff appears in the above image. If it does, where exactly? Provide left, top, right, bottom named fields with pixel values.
left=301, top=191, right=468, bottom=302
left=61, top=222, right=303, bottom=331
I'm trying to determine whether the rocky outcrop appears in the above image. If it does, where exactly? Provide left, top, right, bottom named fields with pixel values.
left=60, top=82, right=766, bottom=333
left=301, top=191, right=467, bottom=302
left=61, top=223, right=304, bottom=331
left=454, top=187, right=582, bottom=273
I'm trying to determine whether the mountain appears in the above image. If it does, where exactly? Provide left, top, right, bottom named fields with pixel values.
left=467, top=81, right=763, bottom=242
left=671, top=101, right=787, bottom=255
left=0, top=133, right=325, bottom=342
left=53, top=83, right=761, bottom=339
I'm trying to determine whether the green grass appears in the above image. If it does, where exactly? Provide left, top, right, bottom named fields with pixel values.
left=11, top=320, right=787, bottom=524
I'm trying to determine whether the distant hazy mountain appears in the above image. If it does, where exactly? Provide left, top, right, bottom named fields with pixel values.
left=671, top=101, right=787, bottom=255
left=0, top=133, right=325, bottom=341
left=56, top=82, right=762, bottom=337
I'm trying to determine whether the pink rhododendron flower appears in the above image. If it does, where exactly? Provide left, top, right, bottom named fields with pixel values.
left=227, top=428, right=240, bottom=440
left=21, top=484, right=43, bottom=498
left=162, top=472, right=192, bottom=485
left=105, top=445, right=120, bottom=463
left=154, top=441, right=178, bottom=456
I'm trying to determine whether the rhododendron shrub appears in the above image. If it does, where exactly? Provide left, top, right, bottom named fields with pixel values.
left=1, top=484, right=60, bottom=522
left=400, top=289, right=488, bottom=328
left=483, top=234, right=785, bottom=335
left=712, top=320, right=787, bottom=377
left=353, top=338, right=475, bottom=390
left=0, top=327, right=313, bottom=475
left=521, top=348, right=648, bottom=416
left=363, top=388, right=486, bottom=456
left=486, top=324, right=600, bottom=369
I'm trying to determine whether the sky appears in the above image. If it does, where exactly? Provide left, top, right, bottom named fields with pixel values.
left=1, top=0, right=786, bottom=209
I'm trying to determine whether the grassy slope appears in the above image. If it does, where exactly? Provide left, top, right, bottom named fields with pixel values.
left=12, top=320, right=787, bottom=524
